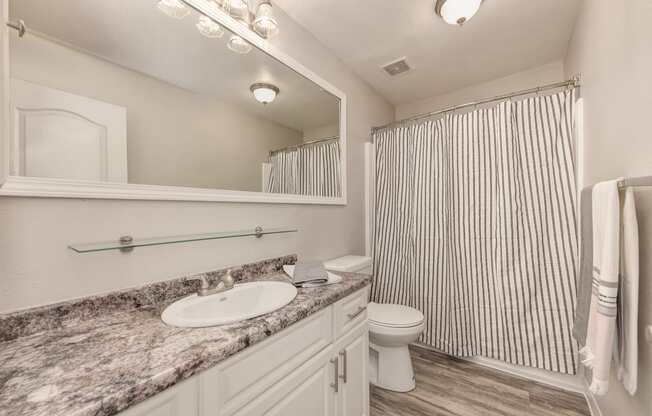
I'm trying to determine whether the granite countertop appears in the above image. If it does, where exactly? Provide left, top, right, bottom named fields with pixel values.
left=0, top=257, right=371, bottom=416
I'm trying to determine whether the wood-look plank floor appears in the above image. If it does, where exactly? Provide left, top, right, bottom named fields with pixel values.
left=371, top=346, right=591, bottom=416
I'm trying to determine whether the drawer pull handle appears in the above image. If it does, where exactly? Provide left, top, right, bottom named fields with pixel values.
left=330, top=357, right=339, bottom=393
left=347, top=306, right=367, bottom=320
left=339, top=350, right=347, bottom=383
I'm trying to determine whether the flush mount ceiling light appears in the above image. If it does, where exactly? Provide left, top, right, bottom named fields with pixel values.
left=196, top=15, right=225, bottom=38
left=435, top=0, right=483, bottom=26
left=157, top=0, right=190, bottom=19
left=250, top=83, right=279, bottom=104
left=253, top=1, right=279, bottom=38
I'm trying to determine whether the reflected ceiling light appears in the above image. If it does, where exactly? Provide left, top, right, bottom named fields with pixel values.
left=253, top=1, right=279, bottom=38
left=196, top=15, right=225, bottom=38
left=223, top=0, right=249, bottom=16
left=157, top=0, right=190, bottom=19
left=227, top=35, right=252, bottom=54
left=250, top=83, right=279, bottom=104
left=435, top=0, right=483, bottom=26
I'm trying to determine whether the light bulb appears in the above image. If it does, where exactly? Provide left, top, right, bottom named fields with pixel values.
left=157, top=0, right=190, bottom=19
left=250, top=83, right=279, bottom=104
left=224, top=0, right=249, bottom=16
left=253, top=2, right=279, bottom=38
left=196, top=15, right=224, bottom=38
left=437, top=0, right=482, bottom=26
left=227, top=35, right=252, bottom=54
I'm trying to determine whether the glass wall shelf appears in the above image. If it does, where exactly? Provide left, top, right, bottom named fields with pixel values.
left=68, top=226, right=297, bottom=253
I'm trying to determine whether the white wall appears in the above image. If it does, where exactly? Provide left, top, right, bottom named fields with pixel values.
left=565, top=1, right=652, bottom=415
left=302, top=123, right=339, bottom=141
left=0, top=7, right=394, bottom=313
left=396, top=61, right=564, bottom=120
left=10, top=35, right=303, bottom=192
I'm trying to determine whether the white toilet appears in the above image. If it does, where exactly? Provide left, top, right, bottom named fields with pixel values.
left=324, top=255, right=425, bottom=393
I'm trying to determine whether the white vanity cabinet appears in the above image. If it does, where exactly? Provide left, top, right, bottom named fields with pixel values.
left=116, top=378, right=199, bottom=416
left=118, top=288, right=369, bottom=416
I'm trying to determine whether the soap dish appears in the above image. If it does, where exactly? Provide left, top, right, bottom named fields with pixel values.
left=283, top=265, right=343, bottom=288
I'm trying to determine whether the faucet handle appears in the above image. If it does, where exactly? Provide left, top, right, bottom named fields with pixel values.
left=221, top=269, right=235, bottom=288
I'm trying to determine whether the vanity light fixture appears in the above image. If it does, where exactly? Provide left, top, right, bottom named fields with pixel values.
left=227, top=34, right=253, bottom=54
left=435, top=0, right=483, bottom=26
left=196, top=15, right=225, bottom=38
left=250, top=83, right=279, bottom=104
left=158, top=0, right=280, bottom=53
left=253, top=1, right=279, bottom=38
left=157, top=0, right=191, bottom=19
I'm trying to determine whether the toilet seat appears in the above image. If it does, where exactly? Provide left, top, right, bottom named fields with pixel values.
left=368, top=302, right=424, bottom=329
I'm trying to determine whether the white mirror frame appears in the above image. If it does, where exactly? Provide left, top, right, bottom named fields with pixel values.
left=0, top=0, right=347, bottom=205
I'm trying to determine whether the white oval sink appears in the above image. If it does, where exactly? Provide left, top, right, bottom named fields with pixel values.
left=161, top=281, right=298, bottom=328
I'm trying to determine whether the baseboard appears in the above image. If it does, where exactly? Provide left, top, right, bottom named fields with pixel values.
left=412, top=343, right=585, bottom=394
left=583, top=385, right=603, bottom=416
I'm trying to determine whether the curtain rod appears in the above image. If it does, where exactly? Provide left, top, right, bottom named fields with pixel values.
left=269, top=136, right=339, bottom=156
left=618, top=176, right=652, bottom=189
left=371, top=76, right=581, bottom=134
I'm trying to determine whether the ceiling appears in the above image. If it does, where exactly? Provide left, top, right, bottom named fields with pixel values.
left=10, top=0, right=340, bottom=132
left=274, top=0, right=583, bottom=105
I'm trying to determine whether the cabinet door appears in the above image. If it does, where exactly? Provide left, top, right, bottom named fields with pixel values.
left=335, top=323, right=369, bottom=416
left=231, top=347, right=336, bottom=416
left=117, top=378, right=198, bottom=416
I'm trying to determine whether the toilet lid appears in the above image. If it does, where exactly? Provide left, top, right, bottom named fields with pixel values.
left=367, top=302, right=424, bottom=328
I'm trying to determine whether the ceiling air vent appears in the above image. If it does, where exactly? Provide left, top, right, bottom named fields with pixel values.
left=381, top=58, right=411, bottom=76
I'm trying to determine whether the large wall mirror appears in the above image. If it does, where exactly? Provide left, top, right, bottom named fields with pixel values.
left=0, top=0, right=346, bottom=204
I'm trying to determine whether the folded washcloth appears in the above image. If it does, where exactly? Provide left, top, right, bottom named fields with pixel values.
left=291, top=261, right=328, bottom=285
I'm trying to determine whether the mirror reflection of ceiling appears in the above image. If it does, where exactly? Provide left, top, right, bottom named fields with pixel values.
left=9, top=0, right=340, bottom=133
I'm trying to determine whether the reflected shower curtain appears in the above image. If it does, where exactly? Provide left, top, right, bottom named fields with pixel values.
left=266, top=141, right=341, bottom=197
left=371, top=90, right=578, bottom=374
left=266, top=149, right=298, bottom=194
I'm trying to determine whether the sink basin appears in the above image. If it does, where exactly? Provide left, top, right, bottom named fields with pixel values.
left=161, top=281, right=298, bottom=328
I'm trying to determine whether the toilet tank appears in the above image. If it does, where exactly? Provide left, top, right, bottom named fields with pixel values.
left=324, top=255, right=372, bottom=275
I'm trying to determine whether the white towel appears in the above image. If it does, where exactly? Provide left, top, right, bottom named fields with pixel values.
left=580, top=181, right=639, bottom=396
left=580, top=181, right=620, bottom=395
left=616, top=188, right=638, bottom=395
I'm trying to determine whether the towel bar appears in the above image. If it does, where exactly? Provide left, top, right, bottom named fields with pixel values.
left=618, top=176, right=652, bottom=189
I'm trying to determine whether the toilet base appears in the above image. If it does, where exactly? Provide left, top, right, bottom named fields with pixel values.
left=369, top=341, right=416, bottom=392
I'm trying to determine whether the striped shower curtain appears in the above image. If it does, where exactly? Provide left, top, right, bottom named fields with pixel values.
left=266, top=140, right=342, bottom=197
left=371, top=90, right=578, bottom=374
left=266, top=149, right=298, bottom=194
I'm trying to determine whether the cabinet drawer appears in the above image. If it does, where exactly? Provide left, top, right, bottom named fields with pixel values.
left=333, top=288, right=369, bottom=339
left=200, top=307, right=333, bottom=416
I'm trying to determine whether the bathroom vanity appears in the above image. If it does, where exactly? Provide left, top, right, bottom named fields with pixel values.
left=121, top=287, right=369, bottom=416
left=0, top=257, right=370, bottom=416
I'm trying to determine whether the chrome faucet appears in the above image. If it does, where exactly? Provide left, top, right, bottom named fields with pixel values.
left=195, top=270, right=235, bottom=296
